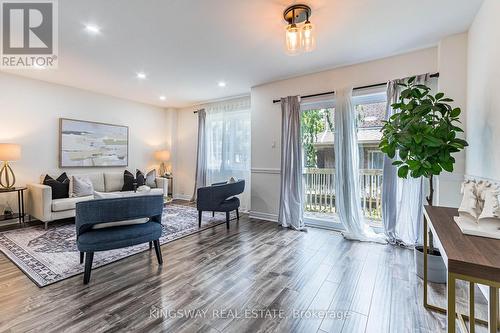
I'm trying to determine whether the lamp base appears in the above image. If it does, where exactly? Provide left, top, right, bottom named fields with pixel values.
left=0, top=161, right=16, bottom=189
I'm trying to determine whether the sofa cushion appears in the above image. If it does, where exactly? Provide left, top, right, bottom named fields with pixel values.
left=70, top=173, right=105, bottom=196
left=91, top=217, right=149, bottom=230
left=136, top=169, right=146, bottom=187
left=52, top=195, right=94, bottom=212
left=104, top=172, right=123, bottom=192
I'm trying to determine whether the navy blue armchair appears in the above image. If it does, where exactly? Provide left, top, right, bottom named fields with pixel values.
left=197, top=180, right=245, bottom=229
left=76, top=195, right=164, bottom=284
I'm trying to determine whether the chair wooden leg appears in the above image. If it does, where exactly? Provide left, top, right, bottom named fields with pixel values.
left=83, top=252, right=94, bottom=284
left=153, top=239, right=163, bottom=265
left=149, top=241, right=153, bottom=250
left=198, top=210, right=202, bottom=228
left=80, top=252, right=84, bottom=264
left=226, top=211, right=230, bottom=229
left=236, top=209, right=240, bottom=220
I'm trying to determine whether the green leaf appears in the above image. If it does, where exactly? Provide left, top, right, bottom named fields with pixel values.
left=435, top=92, right=444, bottom=100
left=450, top=108, right=461, bottom=117
left=398, top=165, right=409, bottom=178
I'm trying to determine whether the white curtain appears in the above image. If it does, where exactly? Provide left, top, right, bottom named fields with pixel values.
left=335, top=88, right=385, bottom=243
left=205, top=97, right=251, bottom=211
left=279, top=96, right=305, bottom=230
left=191, top=109, right=207, bottom=202
left=382, top=74, right=429, bottom=246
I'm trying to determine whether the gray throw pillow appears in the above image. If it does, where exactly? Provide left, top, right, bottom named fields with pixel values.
left=146, top=169, right=157, bottom=188
left=72, top=176, right=94, bottom=197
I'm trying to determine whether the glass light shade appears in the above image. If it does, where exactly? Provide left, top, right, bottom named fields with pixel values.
left=154, top=150, right=170, bottom=162
left=285, top=24, right=301, bottom=55
left=302, top=22, right=315, bottom=52
left=0, top=144, right=21, bottom=161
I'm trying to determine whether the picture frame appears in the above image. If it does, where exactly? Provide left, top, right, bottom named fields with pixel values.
left=59, top=118, right=129, bottom=168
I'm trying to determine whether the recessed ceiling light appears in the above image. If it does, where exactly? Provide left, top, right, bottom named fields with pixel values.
left=218, top=81, right=226, bottom=87
left=84, top=24, right=101, bottom=34
left=159, top=96, right=166, bottom=101
left=136, top=72, right=147, bottom=80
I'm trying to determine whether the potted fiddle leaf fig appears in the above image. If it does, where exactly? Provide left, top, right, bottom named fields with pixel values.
left=379, top=77, right=468, bottom=283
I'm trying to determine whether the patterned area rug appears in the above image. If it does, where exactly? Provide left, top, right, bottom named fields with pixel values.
left=0, top=204, right=232, bottom=287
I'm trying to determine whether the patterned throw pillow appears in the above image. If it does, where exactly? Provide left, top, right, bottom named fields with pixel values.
left=121, top=170, right=135, bottom=191
left=136, top=169, right=146, bottom=187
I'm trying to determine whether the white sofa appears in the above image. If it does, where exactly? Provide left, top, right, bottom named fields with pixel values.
left=27, top=172, right=169, bottom=229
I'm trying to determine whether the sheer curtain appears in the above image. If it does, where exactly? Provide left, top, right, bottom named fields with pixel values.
left=335, top=88, right=385, bottom=243
left=382, top=74, right=429, bottom=246
left=191, top=109, right=207, bottom=201
left=205, top=97, right=251, bottom=211
left=279, top=96, right=305, bottom=230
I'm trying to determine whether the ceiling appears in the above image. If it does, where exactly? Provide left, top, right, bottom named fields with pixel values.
left=2, top=0, right=484, bottom=108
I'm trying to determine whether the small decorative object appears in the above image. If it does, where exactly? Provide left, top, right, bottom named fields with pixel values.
left=454, top=180, right=500, bottom=239
left=0, top=143, right=21, bottom=190
left=4, top=204, right=13, bottom=217
left=283, top=4, right=315, bottom=55
left=154, top=150, right=171, bottom=177
left=379, top=77, right=468, bottom=283
left=60, top=118, right=128, bottom=167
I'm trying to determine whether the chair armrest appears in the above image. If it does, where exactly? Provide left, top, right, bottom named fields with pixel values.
left=155, top=177, right=169, bottom=195
left=27, top=183, right=52, bottom=222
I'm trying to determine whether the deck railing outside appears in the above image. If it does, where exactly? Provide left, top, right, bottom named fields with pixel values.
left=303, top=168, right=383, bottom=222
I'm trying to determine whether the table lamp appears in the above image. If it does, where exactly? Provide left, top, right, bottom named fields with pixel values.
left=0, top=143, right=21, bottom=190
left=154, top=150, right=170, bottom=177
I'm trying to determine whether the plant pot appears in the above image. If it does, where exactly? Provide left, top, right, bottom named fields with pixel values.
left=414, top=245, right=446, bottom=284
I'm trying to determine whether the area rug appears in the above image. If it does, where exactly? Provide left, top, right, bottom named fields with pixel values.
left=0, top=204, right=233, bottom=287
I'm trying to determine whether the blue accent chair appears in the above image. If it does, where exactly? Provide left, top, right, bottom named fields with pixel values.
left=197, top=180, right=245, bottom=229
left=76, top=195, right=164, bottom=284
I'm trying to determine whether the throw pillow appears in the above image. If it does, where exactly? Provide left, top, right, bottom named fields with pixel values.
left=146, top=169, right=157, bottom=188
left=136, top=169, right=146, bottom=187
left=121, top=170, right=136, bottom=191
left=458, top=180, right=479, bottom=221
left=72, top=176, right=94, bottom=197
left=43, top=173, right=70, bottom=200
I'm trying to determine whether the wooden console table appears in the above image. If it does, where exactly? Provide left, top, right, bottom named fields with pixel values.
left=423, top=205, right=500, bottom=333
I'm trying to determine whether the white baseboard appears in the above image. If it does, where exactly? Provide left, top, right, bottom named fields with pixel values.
left=249, top=210, right=279, bottom=222
left=173, top=194, right=192, bottom=201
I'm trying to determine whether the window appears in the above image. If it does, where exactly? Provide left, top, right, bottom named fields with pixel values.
left=205, top=98, right=251, bottom=211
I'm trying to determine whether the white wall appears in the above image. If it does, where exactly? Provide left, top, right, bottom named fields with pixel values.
left=436, top=33, right=468, bottom=207
left=0, top=73, right=174, bottom=214
left=173, top=106, right=198, bottom=200
left=250, top=47, right=439, bottom=220
left=466, top=0, right=500, bottom=182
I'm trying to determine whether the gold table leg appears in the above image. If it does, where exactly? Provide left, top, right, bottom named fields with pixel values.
left=448, top=272, right=456, bottom=333
left=489, top=286, right=498, bottom=333
left=470, top=281, right=475, bottom=333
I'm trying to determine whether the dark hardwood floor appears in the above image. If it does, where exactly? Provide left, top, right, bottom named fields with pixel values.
left=0, top=201, right=492, bottom=332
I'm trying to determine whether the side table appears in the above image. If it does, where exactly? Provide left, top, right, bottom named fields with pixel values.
left=0, top=187, right=27, bottom=226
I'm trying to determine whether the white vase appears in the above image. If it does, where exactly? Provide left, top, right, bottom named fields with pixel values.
left=414, top=245, right=447, bottom=284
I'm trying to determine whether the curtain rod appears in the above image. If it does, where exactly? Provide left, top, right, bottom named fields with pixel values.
left=272, top=72, right=440, bottom=104
left=193, top=109, right=204, bottom=114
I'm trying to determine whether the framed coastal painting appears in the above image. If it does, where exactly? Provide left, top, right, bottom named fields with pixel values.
left=59, top=118, right=129, bottom=167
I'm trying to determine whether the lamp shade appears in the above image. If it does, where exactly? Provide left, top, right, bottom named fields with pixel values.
left=154, top=150, right=170, bottom=162
left=0, top=143, right=21, bottom=161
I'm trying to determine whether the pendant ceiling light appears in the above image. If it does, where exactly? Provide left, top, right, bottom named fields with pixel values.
left=283, top=4, right=315, bottom=55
